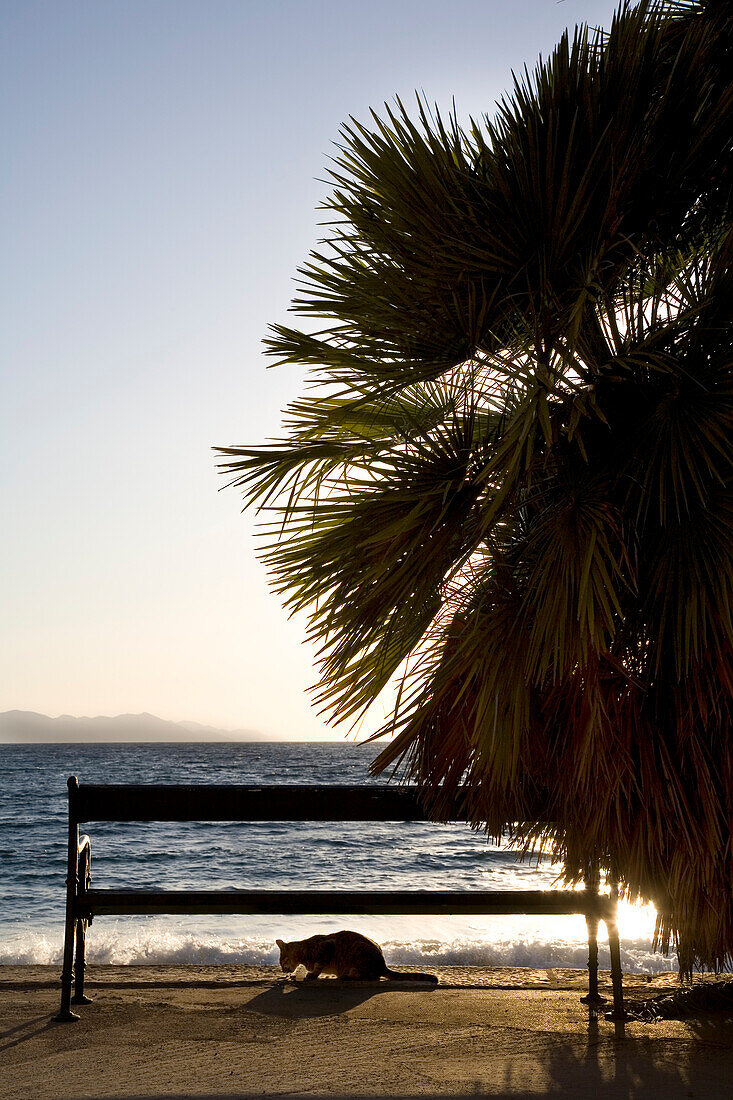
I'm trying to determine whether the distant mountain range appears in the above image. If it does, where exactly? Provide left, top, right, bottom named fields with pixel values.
left=0, top=710, right=272, bottom=743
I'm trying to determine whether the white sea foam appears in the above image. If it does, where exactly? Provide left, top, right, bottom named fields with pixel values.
left=0, top=925, right=677, bottom=973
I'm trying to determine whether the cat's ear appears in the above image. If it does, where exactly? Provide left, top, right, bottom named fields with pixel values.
left=275, top=938, right=285, bottom=949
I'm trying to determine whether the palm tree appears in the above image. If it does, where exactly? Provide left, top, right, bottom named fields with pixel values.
left=218, top=0, right=733, bottom=973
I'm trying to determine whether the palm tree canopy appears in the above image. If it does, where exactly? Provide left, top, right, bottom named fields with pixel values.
left=218, top=0, right=733, bottom=973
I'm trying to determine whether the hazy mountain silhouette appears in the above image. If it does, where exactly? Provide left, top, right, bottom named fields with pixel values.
left=0, top=710, right=272, bottom=742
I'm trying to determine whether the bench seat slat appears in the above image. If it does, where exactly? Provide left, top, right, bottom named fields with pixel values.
left=77, top=888, right=608, bottom=918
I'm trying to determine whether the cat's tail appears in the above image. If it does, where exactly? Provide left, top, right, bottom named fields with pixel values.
left=383, top=967, right=438, bottom=984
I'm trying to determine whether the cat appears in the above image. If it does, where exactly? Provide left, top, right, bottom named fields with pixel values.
left=275, top=930, right=438, bottom=983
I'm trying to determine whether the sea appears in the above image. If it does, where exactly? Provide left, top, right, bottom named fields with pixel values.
left=1, top=741, right=676, bottom=973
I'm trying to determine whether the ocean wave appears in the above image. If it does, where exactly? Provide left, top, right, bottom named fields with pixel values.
left=0, top=927, right=677, bottom=973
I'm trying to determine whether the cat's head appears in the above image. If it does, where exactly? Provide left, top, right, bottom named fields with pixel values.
left=275, top=937, right=297, bottom=973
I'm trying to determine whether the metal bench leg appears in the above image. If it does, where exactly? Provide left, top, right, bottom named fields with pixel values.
left=580, top=861, right=607, bottom=1007
left=604, top=888, right=628, bottom=1021
left=580, top=912, right=607, bottom=1006
left=54, top=777, right=81, bottom=1022
left=55, top=908, right=78, bottom=1021
left=71, top=918, right=92, bottom=1005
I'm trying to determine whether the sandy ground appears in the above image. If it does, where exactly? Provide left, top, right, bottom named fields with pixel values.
left=1, top=966, right=731, bottom=1099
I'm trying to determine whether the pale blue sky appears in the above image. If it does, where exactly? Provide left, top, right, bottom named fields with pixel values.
left=2, top=0, right=616, bottom=738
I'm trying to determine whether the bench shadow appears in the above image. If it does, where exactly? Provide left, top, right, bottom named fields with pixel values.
left=0, top=1014, right=55, bottom=1054
left=246, top=979, right=437, bottom=1018
left=87, top=977, right=261, bottom=990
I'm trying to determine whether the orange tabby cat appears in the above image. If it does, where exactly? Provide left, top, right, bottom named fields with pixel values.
left=276, top=930, right=438, bottom=983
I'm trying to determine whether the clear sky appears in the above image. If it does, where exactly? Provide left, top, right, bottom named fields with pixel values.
left=2, top=0, right=617, bottom=739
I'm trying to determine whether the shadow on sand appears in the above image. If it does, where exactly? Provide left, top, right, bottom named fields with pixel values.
left=246, top=978, right=437, bottom=1018
left=0, top=1013, right=55, bottom=1054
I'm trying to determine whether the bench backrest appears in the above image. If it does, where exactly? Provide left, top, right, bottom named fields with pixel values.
left=68, top=780, right=472, bottom=824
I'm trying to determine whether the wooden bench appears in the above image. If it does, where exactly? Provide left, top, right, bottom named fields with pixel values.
left=55, top=776, right=627, bottom=1021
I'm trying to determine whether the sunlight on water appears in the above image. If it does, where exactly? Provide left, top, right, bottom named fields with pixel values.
left=617, top=898, right=658, bottom=940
